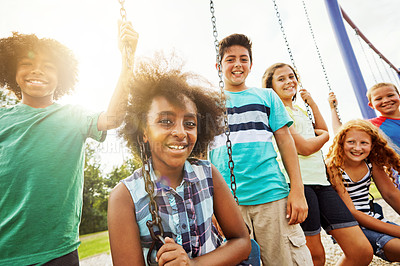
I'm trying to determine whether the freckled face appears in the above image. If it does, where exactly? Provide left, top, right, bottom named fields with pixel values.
left=271, top=66, right=298, bottom=102
left=15, top=52, right=58, bottom=104
left=343, top=129, right=372, bottom=163
left=143, top=96, right=198, bottom=174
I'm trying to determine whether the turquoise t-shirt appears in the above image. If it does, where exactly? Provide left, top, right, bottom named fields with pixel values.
left=209, top=88, right=292, bottom=205
left=0, top=103, right=106, bottom=265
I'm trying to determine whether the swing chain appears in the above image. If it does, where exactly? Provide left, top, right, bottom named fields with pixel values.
left=118, top=0, right=127, bottom=21
left=301, top=0, right=342, bottom=123
left=271, top=0, right=314, bottom=122
left=118, top=0, right=133, bottom=69
left=139, top=139, right=164, bottom=264
left=210, top=0, right=238, bottom=204
left=210, top=1, right=225, bottom=91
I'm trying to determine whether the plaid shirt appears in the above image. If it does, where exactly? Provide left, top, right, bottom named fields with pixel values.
left=122, top=159, right=223, bottom=263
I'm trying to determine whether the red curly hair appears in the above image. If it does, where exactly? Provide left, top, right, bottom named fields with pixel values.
left=326, top=119, right=400, bottom=190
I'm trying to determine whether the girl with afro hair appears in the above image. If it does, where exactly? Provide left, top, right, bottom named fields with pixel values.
left=107, top=53, right=251, bottom=265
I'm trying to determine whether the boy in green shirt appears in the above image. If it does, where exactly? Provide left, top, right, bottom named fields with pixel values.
left=0, top=22, right=137, bottom=265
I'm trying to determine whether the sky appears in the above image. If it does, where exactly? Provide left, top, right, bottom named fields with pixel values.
left=1, top=0, right=399, bottom=172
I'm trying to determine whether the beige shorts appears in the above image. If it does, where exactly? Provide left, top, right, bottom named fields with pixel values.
left=238, top=197, right=312, bottom=266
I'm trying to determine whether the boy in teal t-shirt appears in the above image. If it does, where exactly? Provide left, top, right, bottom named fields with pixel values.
left=0, top=22, right=138, bottom=265
left=209, top=34, right=312, bottom=265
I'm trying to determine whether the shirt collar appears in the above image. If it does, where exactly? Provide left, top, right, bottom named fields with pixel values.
left=148, top=159, right=200, bottom=192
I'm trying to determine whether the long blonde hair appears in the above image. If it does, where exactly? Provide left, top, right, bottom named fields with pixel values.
left=326, top=119, right=400, bottom=190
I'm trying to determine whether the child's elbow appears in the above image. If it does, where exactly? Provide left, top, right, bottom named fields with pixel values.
left=298, top=146, right=313, bottom=156
left=240, top=236, right=252, bottom=262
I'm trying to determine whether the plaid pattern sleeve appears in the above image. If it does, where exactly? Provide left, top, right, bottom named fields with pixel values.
left=122, top=159, right=223, bottom=263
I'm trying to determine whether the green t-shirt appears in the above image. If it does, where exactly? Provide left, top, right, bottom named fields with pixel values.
left=0, top=103, right=106, bottom=265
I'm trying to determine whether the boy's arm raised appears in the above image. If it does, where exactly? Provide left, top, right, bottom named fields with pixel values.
left=97, top=21, right=138, bottom=131
left=274, top=125, right=308, bottom=225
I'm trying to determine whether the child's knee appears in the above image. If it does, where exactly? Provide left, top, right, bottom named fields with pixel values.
left=351, top=241, right=373, bottom=264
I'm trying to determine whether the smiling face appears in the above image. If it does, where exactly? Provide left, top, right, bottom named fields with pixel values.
left=15, top=51, right=58, bottom=107
left=143, top=95, right=198, bottom=179
left=368, top=85, right=400, bottom=117
left=343, top=129, right=372, bottom=163
left=271, top=65, right=298, bottom=104
left=220, top=45, right=252, bottom=92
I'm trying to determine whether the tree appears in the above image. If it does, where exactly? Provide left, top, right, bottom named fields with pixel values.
left=80, top=142, right=141, bottom=234
left=80, top=141, right=108, bottom=234
left=0, top=90, right=19, bottom=107
left=104, top=155, right=142, bottom=190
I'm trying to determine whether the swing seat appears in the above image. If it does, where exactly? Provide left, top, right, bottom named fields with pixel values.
left=240, top=239, right=261, bottom=266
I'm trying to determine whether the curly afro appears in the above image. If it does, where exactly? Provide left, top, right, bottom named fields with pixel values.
left=119, top=52, right=226, bottom=160
left=0, top=32, right=78, bottom=100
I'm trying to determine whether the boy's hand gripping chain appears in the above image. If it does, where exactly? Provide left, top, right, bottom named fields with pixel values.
left=118, top=0, right=134, bottom=69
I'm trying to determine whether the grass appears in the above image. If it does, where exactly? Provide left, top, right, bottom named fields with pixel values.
left=369, top=182, right=382, bottom=200
left=78, top=230, right=110, bottom=259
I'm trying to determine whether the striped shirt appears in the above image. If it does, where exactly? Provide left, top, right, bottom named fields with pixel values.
left=122, top=159, right=222, bottom=264
left=209, top=88, right=292, bottom=205
left=341, top=161, right=385, bottom=221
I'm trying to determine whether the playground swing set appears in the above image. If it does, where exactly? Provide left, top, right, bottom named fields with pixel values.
left=117, top=0, right=399, bottom=265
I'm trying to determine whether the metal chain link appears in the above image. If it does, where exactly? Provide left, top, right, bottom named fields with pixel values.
left=354, top=30, right=378, bottom=83
left=301, top=0, right=341, bottom=123
left=380, top=57, right=394, bottom=84
left=118, top=0, right=160, bottom=259
left=118, top=0, right=127, bottom=21
left=389, top=63, right=400, bottom=88
left=118, top=0, right=133, bottom=69
left=370, top=47, right=385, bottom=82
left=139, top=139, right=165, bottom=265
left=271, top=0, right=314, bottom=123
left=210, top=0, right=238, bottom=204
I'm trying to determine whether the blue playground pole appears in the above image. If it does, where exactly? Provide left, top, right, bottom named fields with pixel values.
left=324, top=0, right=376, bottom=119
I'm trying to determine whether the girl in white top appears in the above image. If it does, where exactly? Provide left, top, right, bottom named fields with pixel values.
left=263, top=63, right=373, bottom=266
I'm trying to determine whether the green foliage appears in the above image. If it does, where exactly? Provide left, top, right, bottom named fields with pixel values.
left=78, top=231, right=110, bottom=259
left=104, top=155, right=142, bottom=190
left=0, top=90, right=19, bottom=107
left=80, top=142, right=140, bottom=235
left=80, top=141, right=108, bottom=235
